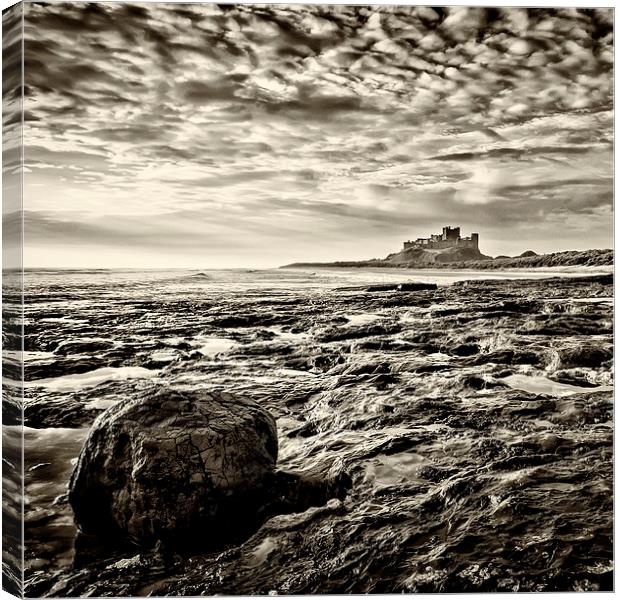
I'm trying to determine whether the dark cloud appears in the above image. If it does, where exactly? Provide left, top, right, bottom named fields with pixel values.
left=2, top=4, right=23, bottom=137
left=89, top=126, right=166, bottom=143
left=178, top=79, right=244, bottom=104
left=430, top=145, right=601, bottom=162
left=495, top=177, right=613, bottom=196
left=23, top=210, right=236, bottom=248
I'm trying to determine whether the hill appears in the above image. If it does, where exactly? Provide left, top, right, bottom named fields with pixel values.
left=383, top=245, right=491, bottom=265
left=281, top=248, right=613, bottom=270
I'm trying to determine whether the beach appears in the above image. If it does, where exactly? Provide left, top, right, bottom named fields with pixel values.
left=20, top=266, right=613, bottom=595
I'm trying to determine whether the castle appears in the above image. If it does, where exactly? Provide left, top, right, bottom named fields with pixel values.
left=403, top=226, right=479, bottom=250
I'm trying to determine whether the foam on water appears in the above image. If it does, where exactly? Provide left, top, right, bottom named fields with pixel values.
left=195, top=337, right=238, bottom=357
left=25, top=366, right=158, bottom=391
left=345, top=313, right=381, bottom=326
left=84, top=398, right=120, bottom=410
left=504, top=374, right=613, bottom=397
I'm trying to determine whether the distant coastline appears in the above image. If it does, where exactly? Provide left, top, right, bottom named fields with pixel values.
left=281, top=248, right=613, bottom=270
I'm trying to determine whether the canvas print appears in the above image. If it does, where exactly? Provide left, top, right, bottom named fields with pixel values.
left=2, top=2, right=614, bottom=597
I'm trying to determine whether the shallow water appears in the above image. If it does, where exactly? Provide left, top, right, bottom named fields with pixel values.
left=23, top=426, right=89, bottom=572
left=25, top=366, right=159, bottom=391
left=20, top=267, right=613, bottom=595
left=504, top=374, right=613, bottom=397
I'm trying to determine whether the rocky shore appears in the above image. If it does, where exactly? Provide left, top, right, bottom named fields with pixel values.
left=282, top=248, right=613, bottom=269
left=22, top=269, right=613, bottom=595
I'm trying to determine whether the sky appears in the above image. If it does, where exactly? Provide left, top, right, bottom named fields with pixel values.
left=15, top=3, right=614, bottom=268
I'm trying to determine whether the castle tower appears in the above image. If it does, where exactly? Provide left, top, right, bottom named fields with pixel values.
left=442, top=226, right=460, bottom=242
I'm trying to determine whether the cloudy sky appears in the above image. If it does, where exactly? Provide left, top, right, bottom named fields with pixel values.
left=20, top=3, right=613, bottom=268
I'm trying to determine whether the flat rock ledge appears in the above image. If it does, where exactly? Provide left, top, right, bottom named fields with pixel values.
left=68, top=388, right=279, bottom=548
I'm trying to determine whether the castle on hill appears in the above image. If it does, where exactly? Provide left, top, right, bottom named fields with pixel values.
left=403, top=226, right=479, bottom=250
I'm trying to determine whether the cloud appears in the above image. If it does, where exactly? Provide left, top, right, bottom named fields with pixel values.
left=21, top=4, right=613, bottom=266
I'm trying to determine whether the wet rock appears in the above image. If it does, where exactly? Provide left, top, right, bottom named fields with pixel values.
left=381, top=296, right=433, bottom=309
left=283, top=350, right=345, bottom=373
left=413, top=363, right=454, bottom=374
left=366, top=284, right=400, bottom=292
left=287, top=421, right=319, bottom=438
left=26, top=357, right=109, bottom=381
left=55, top=339, right=115, bottom=356
left=311, top=352, right=345, bottom=371
left=431, top=307, right=462, bottom=318
left=549, top=345, right=613, bottom=370
left=366, top=281, right=437, bottom=292
left=547, top=369, right=605, bottom=388
left=511, top=350, right=542, bottom=365
left=340, top=361, right=392, bottom=376
left=365, top=282, right=436, bottom=292
left=461, top=375, right=508, bottom=391
left=397, top=282, right=437, bottom=292
left=210, top=315, right=262, bottom=327
left=69, top=388, right=278, bottom=548
left=487, top=453, right=559, bottom=471
left=354, top=338, right=420, bottom=352
left=401, top=331, right=437, bottom=344
left=142, top=354, right=182, bottom=369
left=497, top=300, right=541, bottom=314
left=234, top=341, right=295, bottom=357
left=253, top=330, right=278, bottom=341
left=449, top=343, right=480, bottom=357
left=210, top=314, right=294, bottom=328
left=468, top=349, right=541, bottom=367
left=418, top=465, right=459, bottom=483
left=24, top=397, right=100, bottom=429
left=316, top=322, right=401, bottom=343
left=269, top=464, right=352, bottom=513
left=520, top=315, right=612, bottom=336
left=165, top=340, right=193, bottom=351
left=2, top=387, right=21, bottom=426
left=462, top=375, right=488, bottom=390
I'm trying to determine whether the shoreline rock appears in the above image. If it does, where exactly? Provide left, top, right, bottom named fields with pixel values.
left=69, top=389, right=279, bottom=548
left=68, top=388, right=352, bottom=556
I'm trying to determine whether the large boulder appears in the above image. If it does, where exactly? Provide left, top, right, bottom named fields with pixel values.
left=68, top=388, right=278, bottom=547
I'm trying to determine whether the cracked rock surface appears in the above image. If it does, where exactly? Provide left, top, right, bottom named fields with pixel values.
left=68, top=389, right=278, bottom=547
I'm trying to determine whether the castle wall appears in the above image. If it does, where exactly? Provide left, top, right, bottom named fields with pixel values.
left=456, top=238, right=477, bottom=249
left=429, top=240, right=460, bottom=249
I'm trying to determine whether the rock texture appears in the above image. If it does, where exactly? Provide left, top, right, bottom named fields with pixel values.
left=68, top=388, right=278, bottom=547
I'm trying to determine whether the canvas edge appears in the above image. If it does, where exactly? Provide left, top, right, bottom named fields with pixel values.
left=2, top=2, right=24, bottom=598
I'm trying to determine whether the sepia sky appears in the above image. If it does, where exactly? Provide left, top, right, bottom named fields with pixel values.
left=21, top=3, right=613, bottom=268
